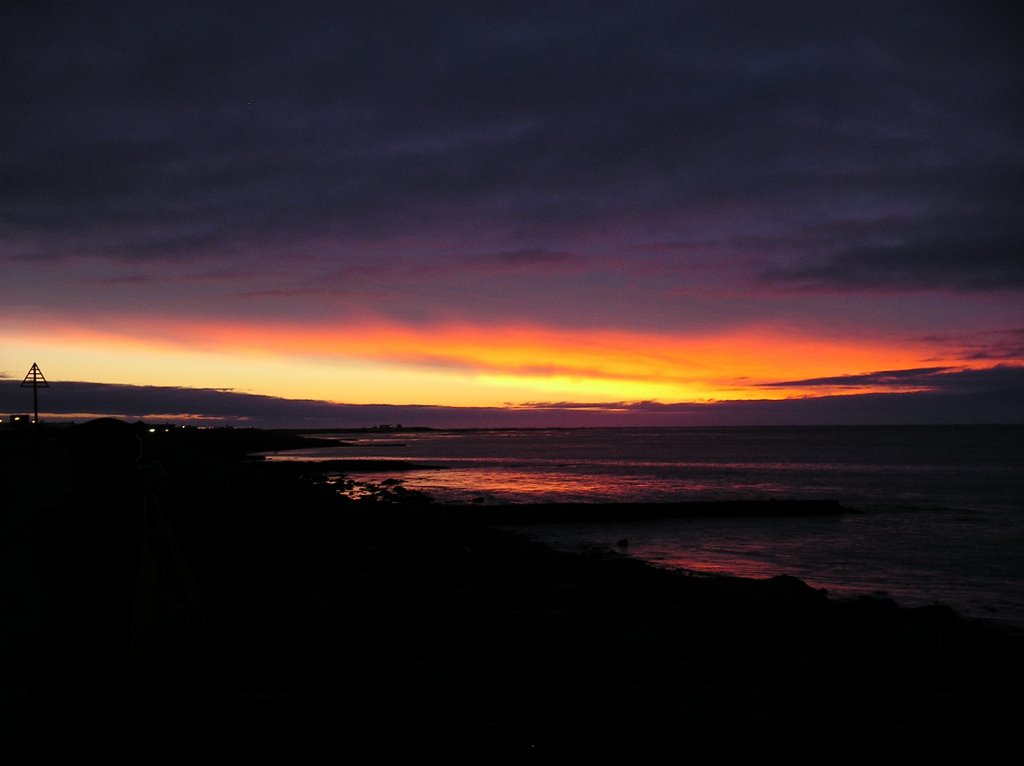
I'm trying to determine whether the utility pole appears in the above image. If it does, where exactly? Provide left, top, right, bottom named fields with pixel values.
left=20, top=362, right=49, bottom=424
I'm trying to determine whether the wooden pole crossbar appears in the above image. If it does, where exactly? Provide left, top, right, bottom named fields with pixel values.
left=20, top=362, right=49, bottom=424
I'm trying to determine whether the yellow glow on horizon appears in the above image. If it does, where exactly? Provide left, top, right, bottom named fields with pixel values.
left=0, top=331, right=527, bottom=406
left=1, top=313, right=1001, bottom=407
left=475, top=372, right=702, bottom=402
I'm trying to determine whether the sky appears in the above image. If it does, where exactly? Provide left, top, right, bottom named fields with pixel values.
left=3, top=1, right=1023, bottom=427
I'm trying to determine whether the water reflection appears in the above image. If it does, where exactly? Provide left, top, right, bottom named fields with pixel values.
left=270, top=425, right=1024, bottom=511
left=333, top=465, right=838, bottom=505
left=262, top=427, right=1024, bottom=625
left=518, top=511, right=1024, bottom=626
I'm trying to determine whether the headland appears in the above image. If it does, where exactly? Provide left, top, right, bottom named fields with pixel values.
left=3, top=423, right=1021, bottom=762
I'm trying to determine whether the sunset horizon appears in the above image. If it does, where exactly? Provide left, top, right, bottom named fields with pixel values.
left=4, top=2, right=1022, bottom=426
left=5, top=5, right=1024, bottom=756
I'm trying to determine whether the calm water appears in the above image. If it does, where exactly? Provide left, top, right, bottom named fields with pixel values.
left=273, top=426, right=1024, bottom=626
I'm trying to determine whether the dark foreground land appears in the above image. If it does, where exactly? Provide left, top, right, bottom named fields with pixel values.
left=3, top=424, right=1023, bottom=763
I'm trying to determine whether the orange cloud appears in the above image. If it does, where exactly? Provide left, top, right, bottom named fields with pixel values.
left=5, top=312, right=999, bottom=406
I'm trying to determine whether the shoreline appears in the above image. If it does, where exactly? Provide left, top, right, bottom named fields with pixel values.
left=196, top=454, right=1022, bottom=759
left=4, top=423, right=1022, bottom=760
left=415, top=498, right=847, bottom=522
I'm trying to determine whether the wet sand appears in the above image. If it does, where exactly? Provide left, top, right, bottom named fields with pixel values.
left=4, top=425, right=1022, bottom=762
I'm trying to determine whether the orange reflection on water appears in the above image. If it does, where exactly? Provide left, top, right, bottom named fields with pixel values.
left=342, top=467, right=624, bottom=503
left=649, top=549, right=789, bottom=582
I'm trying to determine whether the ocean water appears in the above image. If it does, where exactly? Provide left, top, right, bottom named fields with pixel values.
left=274, top=426, right=1024, bottom=627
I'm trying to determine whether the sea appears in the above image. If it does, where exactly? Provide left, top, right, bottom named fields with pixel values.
left=272, top=425, right=1024, bottom=628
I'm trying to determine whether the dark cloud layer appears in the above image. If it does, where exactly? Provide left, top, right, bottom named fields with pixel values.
left=5, top=366, right=1021, bottom=428
left=3, top=1, right=1022, bottom=300
left=762, top=365, right=1024, bottom=395
left=760, top=366, right=954, bottom=389
left=763, top=216, right=1024, bottom=291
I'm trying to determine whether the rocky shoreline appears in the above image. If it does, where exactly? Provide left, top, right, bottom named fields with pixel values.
left=4, top=424, right=1022, bottom=762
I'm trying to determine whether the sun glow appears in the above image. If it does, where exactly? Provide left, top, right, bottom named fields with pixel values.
left=0, top=313, right=988, bottom=408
